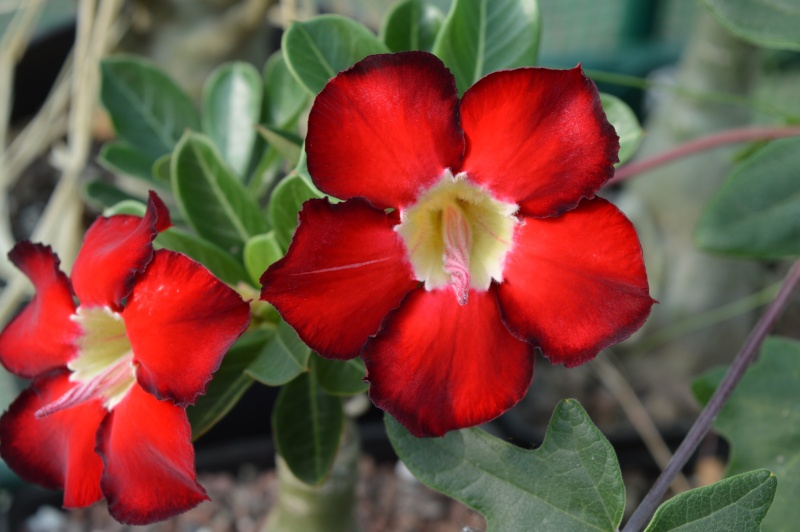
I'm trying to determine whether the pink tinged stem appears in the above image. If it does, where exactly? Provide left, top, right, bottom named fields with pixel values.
left=442, top=204, right=472, bottom=306
left=35, top=357, right=133, bottom=417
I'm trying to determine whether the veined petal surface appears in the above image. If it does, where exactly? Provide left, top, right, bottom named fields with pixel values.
left=498, top=198, right=654, bottom=366
left=363, top=287, right=534, bottom=437
left=97, top=384, right=208, bottom=525
left=306, top=51, right=464, bottom=209
left=71, top=192, right=171, bottom=310
left=261, top=198, right=418, bottom=360
left=123, top=250, right=249, bottom=406
left=0, top=243, right=79, bottom=377
left=0, top=371, right=105, bottom=508
left=459, top=66, right=618, bottom=217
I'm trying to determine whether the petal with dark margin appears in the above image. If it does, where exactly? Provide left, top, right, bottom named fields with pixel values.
left=497, top=197, right=654, bottom=367
left=0, top=371, right=105, bottom=508
left=71, top=192, right=171, bottom=310
left=97, top=384, right=208, bottom=525
left=261, top=198, right=418, bottom=360
left=0, top=242, right=79, bottom=378
left=123, top=250, right=249, bottom=407
left=306, top=51, right=464, bottom=209
left=363, top=287, right=534, bottom=437
left=459, top=66, right=618, bottom=217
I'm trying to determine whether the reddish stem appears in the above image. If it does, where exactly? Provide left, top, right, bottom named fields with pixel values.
left=609, top=126, right=800, bottom=185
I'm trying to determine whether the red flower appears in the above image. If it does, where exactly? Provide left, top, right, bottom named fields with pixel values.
left=0, top=192, right=250, bottom=524
left=260, top=52, right=654, bottom=437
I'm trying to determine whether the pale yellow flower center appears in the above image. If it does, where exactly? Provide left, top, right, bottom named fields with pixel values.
left=37, top=307, right=137, bottom=417
left=395, top=169, right=518, bottom=305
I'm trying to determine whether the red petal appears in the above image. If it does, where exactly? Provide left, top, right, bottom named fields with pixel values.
left=0, top=371, right=105, bottom=508
left=459, top=66, right=618, bottom=217
left=306, top=51, right=464, bottom=209
left=71, top=192, right=171, bottom=310
left=261, top=198, right=418, bottom=360
left=123, top=250, right=249, bottom=406
left=0, top=242, right=79, bottom=378
left=497, top=198, right=654, bottom=366
left=363, top=287, right=534, bottom=437
left=97, top=384, right=208, bottom=525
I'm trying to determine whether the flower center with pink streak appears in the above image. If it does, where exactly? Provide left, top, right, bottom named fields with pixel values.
left=36, top=307, right=136, bottom=418
left=395, top=169, right=518, bottom=305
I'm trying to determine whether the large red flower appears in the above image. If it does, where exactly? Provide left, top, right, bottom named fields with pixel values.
left=260, top=51, right=654, bottom=437
left=0, top=192, right=250, bottom=524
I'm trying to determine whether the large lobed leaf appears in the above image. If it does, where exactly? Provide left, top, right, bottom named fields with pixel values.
left=693, top=336, right=800, bottom=531
left=432, top=0, right=541, bottom=95
left=695, top=137, right=800, bottom=258
left=387, top=399, right=624, bottom=532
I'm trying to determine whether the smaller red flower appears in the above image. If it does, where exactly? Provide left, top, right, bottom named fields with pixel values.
left=0, top=192, right=250, bottom=524
left=261, top=52, right=655, bottom=437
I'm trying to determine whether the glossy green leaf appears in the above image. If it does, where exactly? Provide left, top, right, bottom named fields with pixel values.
left=100, top=56, right=199, bottom=162
left=202, top=62, right=263, bottom=178
left=84, top=181, right=143, bottom=210
left=188, top=329, right=274, bottom=440
left=693, top=336, right=800, bottom=531
left=387, top=399, right=624, bottom=532
left=600, top=93, right=642, bottom=166
left=313, top=354, right=369, bottom=397
left=645, top=469, right=776, bottom=532
left=155, top=227, right=250, bottom=286
left=246, top=319, right=311, bottom=386
left=702, top=0, right=800, bottom=51
left=282, top=15, right=389, bottom=96
left=432, top=0, right=540, bottom=94
left=171, top=131, right=269, bottom=254
left=263, top=51, right=309, bottom=130
left=381, top=0, right=445, bottom=52
left=243, top=231, right=283, bottom=286
left=694, top=137, right=800, bottom=258
left=256, top=124, right=302, bottom=165
left=98, top=142, right=155, bottom=182
left=272, top=372, right=344, bottom=485
left=267, top=172, right=325, bottom=250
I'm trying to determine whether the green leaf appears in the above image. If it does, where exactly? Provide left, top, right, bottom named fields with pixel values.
left=155, top=227, right=250, bottom=286
left=98, top=142, right=156, bottom=182
left=243, top=231, right=283, bottom=286
left=188, top=329, right=273, bottom=440
left=171, top=131, right=269, bottom=254
left=432, top=0, right=541, bottom=95
left=386, top=399, right=624, bottom=532
left=599, top=93, right=642, bottom=166
left=701, top=0, right=800, bottom=51
left=84, top=181, right=143, bottom=210
left=247, top=145, right=284, bottom=199
left=246, top=319, right=311, bottom=386
left=313, top=354, right=369, bottom=397
left=263, top=51, right=309, bottom=130
left=380, top=0, right=445, bottom=52
left=694, top=137, right=800, bottom=258
left=202, top=62, right=263, bottom=178
left=102, top=199, right=147, bottom=217
left=256, top=124, right=303, bottom=165
left=693, top=336, right=800, bottom=531
left=267, top=172, right=325, bottom=250
left=152, top=153, right=171, bottom=182
left=272, top=372, right=344, bottom=485
left=100, top=56, right=199, bottom=162
left=645, top=469, right=776, bottom=532
left=282, top=15, right=390, bottom=96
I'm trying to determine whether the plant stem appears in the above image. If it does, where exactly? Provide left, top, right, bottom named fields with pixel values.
left=623, top=260, right=800, bottom=532
left=609, top=126, right=800, bottom=185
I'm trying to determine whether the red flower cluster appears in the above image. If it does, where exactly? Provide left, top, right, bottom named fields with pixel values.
left=261, top=51, right=654, bottom=437
left=0, top=193, right=250, bottom=524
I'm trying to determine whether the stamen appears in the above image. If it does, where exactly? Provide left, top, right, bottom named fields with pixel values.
left=442, top=203, right=472, bottom=305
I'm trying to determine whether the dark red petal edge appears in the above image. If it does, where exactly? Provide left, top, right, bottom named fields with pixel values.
left=363, top=287, right=534, bottom=437
left=0, top=242, right=79, bottom=378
